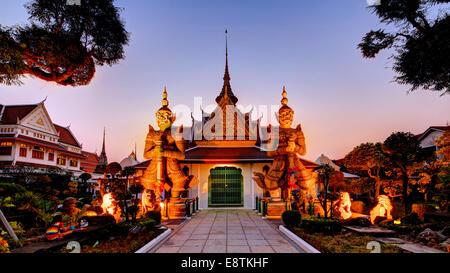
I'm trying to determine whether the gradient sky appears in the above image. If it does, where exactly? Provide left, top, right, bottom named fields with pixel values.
left=1, top=0, right=449, bottom=163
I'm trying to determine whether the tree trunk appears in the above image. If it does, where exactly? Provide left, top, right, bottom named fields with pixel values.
left=375, top=178, right=381, bottom=199
left=401, top=173, right=409, bottom=216
left=324, top=180, right=329, bottom=218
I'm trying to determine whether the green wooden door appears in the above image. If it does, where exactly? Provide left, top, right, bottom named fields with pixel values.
left=208, top=167, right=243, bottom=207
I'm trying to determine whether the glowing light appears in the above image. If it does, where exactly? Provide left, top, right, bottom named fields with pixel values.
left=83, top=211, right=98, bottom=217
left=394, top=220, right=401, bottom=225
left=101, top=193, right=121, bottom=222
left=160, top=202, right=164, bottom=209
left=370, top=195, right=393, bottom=224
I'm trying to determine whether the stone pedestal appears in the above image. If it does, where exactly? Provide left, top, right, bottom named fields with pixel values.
left=266, top=201, right=285, bottom=219
left=168, top=198, right=186, bottom=219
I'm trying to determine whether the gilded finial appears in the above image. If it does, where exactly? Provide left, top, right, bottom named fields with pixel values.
left=162, top=86, right=169, bottom=107
left=281, top=86, right=288, bottom=106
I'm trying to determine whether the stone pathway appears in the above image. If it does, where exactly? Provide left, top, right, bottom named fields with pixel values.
left=154, top=209, right=303, bottom=253
left=376, top=237, right=445, bottom=253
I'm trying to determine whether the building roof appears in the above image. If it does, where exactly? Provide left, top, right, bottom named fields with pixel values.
left=315, top=154, right=358, bottom=178
left=0, top=104, right=39, bottom=124
left=417, top=126, right=450, bottom=141
left=315, top=154, right=341, bottom=170
left=135, top=146, right=319, bottom=169
left=120, top=152, right=140, bottom=168
left=333, top=158, right=345, bottom=167
left=54, top=124, right=80, bottom=147
left=183, top=146, right=272, bottom=162
left=81, top=151, right=99, bottom=173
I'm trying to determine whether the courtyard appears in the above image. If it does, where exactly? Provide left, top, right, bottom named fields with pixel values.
left=154, top=210, right=303, bottom=253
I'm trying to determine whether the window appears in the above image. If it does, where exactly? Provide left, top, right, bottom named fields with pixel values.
left=70, top=160, right=78, bottom=167
left=57, top=157, right=66, bottom=166
left=19, top=147, right=27, bottom=157
left=48, top=153, right=54, bottom=161
left=32, top=150, right=44, bottom=160
left=0, top=141, right=12, bottom=156
left=32, top=146, right=44, bottom=159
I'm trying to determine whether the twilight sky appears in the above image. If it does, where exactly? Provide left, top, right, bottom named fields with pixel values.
left=1, top=0, right=449, bottom=163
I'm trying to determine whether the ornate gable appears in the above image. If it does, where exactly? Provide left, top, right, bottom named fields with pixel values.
left=19, top=103, right=58, bottom=135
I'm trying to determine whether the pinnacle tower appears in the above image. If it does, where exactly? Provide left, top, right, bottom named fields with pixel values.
left=216, top=29, right=238, bottom=104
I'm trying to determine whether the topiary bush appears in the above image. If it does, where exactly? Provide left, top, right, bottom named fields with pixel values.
left=145, top=211, right=161, bottom=225
left=113, top=218, right=157, bottom=234
left=282, top=210, right=301, bottom=227
left=301, top=217, right=342, bottom=235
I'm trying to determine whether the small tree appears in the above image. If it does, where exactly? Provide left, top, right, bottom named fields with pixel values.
left=435, top=131, right=450, bottom=211
left=78, top=173, right=92, bottom=195
left=382, top=132, right=423, bottom=215
left=344, top=143, right=391, bottom=198
left=106, top=162, right=122, bottom=178
left=121, top=166, right=136, bottom=189
left=129, top=183, right=144, bottom=222
left=315, top=164, right=344, bottom=218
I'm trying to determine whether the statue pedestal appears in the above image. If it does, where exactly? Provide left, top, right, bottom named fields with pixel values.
left=168, top=198, right=186, bottom=219
left=266, top=201, right=286, bottom=219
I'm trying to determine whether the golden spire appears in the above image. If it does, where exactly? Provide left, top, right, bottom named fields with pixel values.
left=161, top=86, right=169, bottom=107
left=281, top=86, right=288, bottom=106
left=224, top=85, right=228, bottom=98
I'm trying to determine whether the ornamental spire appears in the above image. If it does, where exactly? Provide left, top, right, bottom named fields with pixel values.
left=224, top=29, right=230, bottom=82
left=161, top=86, right=169, bottom=107
left=281, top=86, right=288, bottom=106
left=216, top=29, right=238, bottom=104
left=101, top=127, right=106, bottom=155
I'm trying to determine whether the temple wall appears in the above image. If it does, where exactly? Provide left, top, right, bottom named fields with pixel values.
left=182, top=162, right=268, bottom=209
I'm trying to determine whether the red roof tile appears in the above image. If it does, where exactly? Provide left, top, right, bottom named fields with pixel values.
left=134, top=146, right=319, bottom=168
left=430, top=126, right=450, bottom=131
left=80, top=151, right=99, bottom=173
left=417, top=126, right=450, bottom=141
left=333, top=159, right=345, bottom=167
left=54, top=124, right=80, bottom=147
left=185, top=146, right=272, bottom=162
left=0, top=105, right=38, bottom=124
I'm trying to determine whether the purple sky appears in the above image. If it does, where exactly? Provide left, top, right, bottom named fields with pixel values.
left=1, top=0, right=449, bottom=163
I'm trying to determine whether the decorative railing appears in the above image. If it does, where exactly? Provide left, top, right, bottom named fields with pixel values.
left=185, top=196, right=199, bottom=218
left=255, top=196, right=291, bottom=218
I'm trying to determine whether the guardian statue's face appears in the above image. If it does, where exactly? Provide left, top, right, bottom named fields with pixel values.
left=279, top=108, right=294, bottom=129
left=156, top=109, right=173, bottom=131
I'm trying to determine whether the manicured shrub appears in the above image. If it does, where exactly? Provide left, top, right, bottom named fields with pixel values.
left=282, top=210, right=301, bottom=227
left=301, top=217, right=342, bottom=235
left=145, top=211, right=161, bottom=225
left=114, top=218, right=157, bottom=234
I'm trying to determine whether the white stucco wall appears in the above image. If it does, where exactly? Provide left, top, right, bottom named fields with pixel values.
left=420, top=130, right=443, bottom=148
left=183, top=162, right=267, bottom=209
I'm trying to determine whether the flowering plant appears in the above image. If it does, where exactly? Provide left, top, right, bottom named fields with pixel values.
left=0, top=237, right=10, bottom=253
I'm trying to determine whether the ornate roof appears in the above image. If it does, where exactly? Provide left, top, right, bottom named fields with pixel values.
left=81, top=151, right=99, bottom=174
left=94, top=128, right=108, bottom=173
left=215, top=29, right=238, bottom=105
left=120, top=154, right=139, bottom=168
left=54, top=124, right=81, bottom=147
left=192, top=31, right=259, bottom=143
left=0, top=104, right=39, bottom=124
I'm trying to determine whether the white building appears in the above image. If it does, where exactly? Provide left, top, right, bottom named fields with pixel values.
left=417, top=126, right=449, bottom=153
left=0, top=100, right=86, bottom=175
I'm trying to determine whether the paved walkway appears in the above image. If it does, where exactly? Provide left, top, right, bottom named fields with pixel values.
left=154, top=209, right=303, bottom=253
left=376, top=237, right=445, bottom=253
